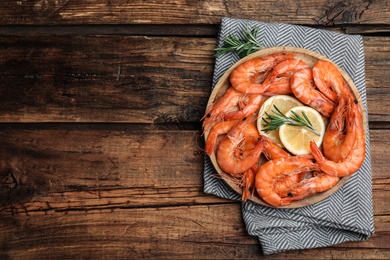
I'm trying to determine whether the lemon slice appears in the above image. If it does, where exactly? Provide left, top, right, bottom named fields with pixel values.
left=257, top=95, right=303, bottom=147
left=279, top=106, right=326, bottom=155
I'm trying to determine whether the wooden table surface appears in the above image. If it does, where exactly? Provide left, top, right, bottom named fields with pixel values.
left=0, top=1, right=389, bottom=259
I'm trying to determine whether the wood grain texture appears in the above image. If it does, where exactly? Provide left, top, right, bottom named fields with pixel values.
left=1, top=204, right=389, bottom=259
left=0, top=34, right=214, bottom=123
left=0, top=128, right=387, bottom=212
left=0, top=127, right=387, bottom=258
left=0, top=0, right=388, bottom=26
left=0, top=34, right=389, bottom=123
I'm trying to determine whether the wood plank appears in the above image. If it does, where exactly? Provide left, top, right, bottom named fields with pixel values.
left=0, top=129, right=205, bottom=206
left=0, top=204, right=389, bottom=259
left=0, top=24, right=385, bottom=37
left=0, top=128, right=388, bottom=258
left=0, top=0, right=389, bottom=26
left=345, top=25, right=390, bottom=34
left=0, top=34, right=214, bottom=123
left=0, top=24, right=221, bottom=36
left=0, top=128, right=388, bottom=213
left=364, top=37, right=390, bottom=122
left=0, top=34, right=389, bottom=123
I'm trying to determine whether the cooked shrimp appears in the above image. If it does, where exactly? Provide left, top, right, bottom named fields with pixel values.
left=205, top=119, right=239, bottom=156
left=291, top=67, right=335, bottom=117
left=310, top=100, right=365, bottom=177
left=255, top=156, right=319, bottom=207
left=260, top=135, right=309, bottom=197
left=279, top=172, right=339, bottom=202
left=202, top=87, right=263, bottom=131
left=202, top=87, right=244, bottom=130
left=230, top=52, right=294, bottom=94
left=312, top=60, right=352, bottom=102
left=261, top=134, right=291, bottom=160
left=217, top=117, right=263, bottom=175
left=273, top=171, right=306, bottom=196
left=323, top=95, right=356, bottom=162
left=236, top=123, right=261, bottom=202
left=224, top=94, right=262, bottom=120
left=263, top=59, right=309, bottom=84
left=260, top=59, right=309, bottom=95
left=263, top=76, right=292, bottom=95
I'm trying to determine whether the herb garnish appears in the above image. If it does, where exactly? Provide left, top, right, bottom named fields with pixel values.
left=214, top=23, right=264, bottom=58
left=262, top=105, right=321, bottom=136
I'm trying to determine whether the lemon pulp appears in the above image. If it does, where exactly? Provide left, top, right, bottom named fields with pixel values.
left=279, top=106, right=326, bottom=155
left=257, top=95, right=303, bottom=148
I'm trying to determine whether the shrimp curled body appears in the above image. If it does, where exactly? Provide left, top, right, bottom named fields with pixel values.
left=323, top=96, right=356, bottom=162
left=255, top=156, right=319, bottom=207
left=279, top=173, right=339, bottom=201
left=291, top=67, right=335, bottom=117
left=230, top=52, right=294, bottom=94
left=310, top=99, right=366, bottom=177
left=217, top=118, right=263, bottom=175
left=312, top=60, right=352, bottom=102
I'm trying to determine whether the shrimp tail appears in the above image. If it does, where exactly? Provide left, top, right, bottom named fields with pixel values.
left=205, top=131, right=220, bottom=156
left=242, top=165, right=257, bottom=202
left=310, top=141, right=326, bottom=163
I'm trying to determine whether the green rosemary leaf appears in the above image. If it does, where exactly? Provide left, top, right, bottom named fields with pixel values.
left=261, top=105, right=320, bottom=136
left=214, top=22, right=264, bottom=57
left=301, top=111, right=313, bottom=127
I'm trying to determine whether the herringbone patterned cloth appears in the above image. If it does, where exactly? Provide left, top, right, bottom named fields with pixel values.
left=203, top=17, right=374, bottom=255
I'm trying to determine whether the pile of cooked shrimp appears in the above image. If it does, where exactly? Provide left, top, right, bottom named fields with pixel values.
left=202, top=52, right=365, bottom=207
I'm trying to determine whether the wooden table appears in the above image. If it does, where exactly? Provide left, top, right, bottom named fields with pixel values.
left=0, top=1, right=389, bottom=259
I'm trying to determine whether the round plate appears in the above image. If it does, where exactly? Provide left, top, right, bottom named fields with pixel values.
left=204, top=46, right=367, bottom=208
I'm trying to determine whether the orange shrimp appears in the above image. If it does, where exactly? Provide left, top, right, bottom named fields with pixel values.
left=239, top=123, right=261, bottom=202
left=224, top=94, right=262, bottom=120
left=310, top=99, right=365, bottom=177
left=217, top=117, right=263, bottom=175
left=260, top=59, right=309, bottom=95
left=202, top=88, right=263, bottom=131
left=323, top=95, right=356, bottom=162
left=213, top=120, right=260, bottom=202
left=260, top=135, right=309, bottom=197
left=273, top=171, right=306, bottom=196
left=202, top=87, right=244, bottom=130
left=263, top=59, right=309, bottom=84
left=205, top=119, right=239, bottom=156
left=230, top=52, right=294, bottom=94
left=263, top=76, right=292, bottom=95
left=291, top=67, right=335, bottom=117
left=255, top=156, right=319, bottom=207
left=312, top=60, right=352, bottom=102
left=261, top=134, right=291, bottom=160
left=279, top=172, right=339, bottom=202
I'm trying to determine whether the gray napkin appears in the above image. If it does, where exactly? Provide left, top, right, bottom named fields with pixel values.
left=203, top=17, right=374, bottom=255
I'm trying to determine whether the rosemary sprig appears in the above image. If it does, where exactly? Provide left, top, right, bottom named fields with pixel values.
left=214, top=23, right=264, bottom=58
left=262, top=105, right=321, bottom=136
